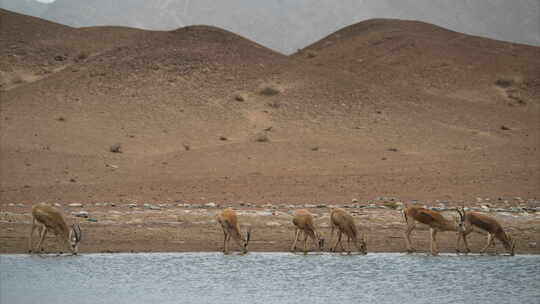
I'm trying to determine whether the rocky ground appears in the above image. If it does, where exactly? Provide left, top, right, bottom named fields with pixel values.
left=1, top=198, right=539, bottom=254
left=1, top=11, right=539, bottom=255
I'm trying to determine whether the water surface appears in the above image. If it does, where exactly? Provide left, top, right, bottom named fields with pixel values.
left=1, top=253, right=539, bottom=304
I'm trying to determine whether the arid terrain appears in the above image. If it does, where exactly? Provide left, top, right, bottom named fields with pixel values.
left=1, top=9, right=539, bottom=254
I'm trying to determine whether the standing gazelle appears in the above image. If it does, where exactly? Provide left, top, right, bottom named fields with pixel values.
left=216, top=208, right=251, bottom=254
left=29, top=202, right=82, bottom=254
left=402, top=205, right=461, bottom=255
left=291, top=209, right=325, bottom=254
left=329, top=208, right=367, bottom=254
left=456, top=208, right=515, bottom=256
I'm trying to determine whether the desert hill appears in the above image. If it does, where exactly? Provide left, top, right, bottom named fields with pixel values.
left=1, top=12, right=539, bottom=205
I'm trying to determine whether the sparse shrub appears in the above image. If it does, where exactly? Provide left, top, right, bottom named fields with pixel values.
left=267, top=101, right=281, bottom=109
left=234, top=94, right=246, bottom=102
left=387, top=147, right=398, bottom=152
left=383, top=201, right=399, bottom=210
left=109, top=143, right=122, bottom=153
left=259, top=87, right=280, bottom=96
left=56, top=116, right=66, bottom=122
left=254, top=133, right=269, bottom=143
left=500, top=125, right=511, bottom=131
left=183, top=144, right=190, bottom=151
left=11, top=75, right=24, bottom=84
left=219, top=136, right=228, bottom=141
left=54, top=55, right=67, bottom=61
left=495, top=79, right=514, bottom=88
left=76, top=52, right=89, bottom=61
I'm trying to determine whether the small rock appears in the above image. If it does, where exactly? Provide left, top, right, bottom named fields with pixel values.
left=177, top=203, right=191, bottom=208
left=476, top=197, right=483, bottom=203
left=73, top=211, right=89, bottom=218
left=234, top=94, right=246, bottom=102
left=143, top=203, right=160, bottom=210
left=8, top=203, right=15, bottom=207
left=509, top=207, right=523, bottom=213
left=127, top=203, right=138, bottom=208
left=109, top=143, right=122, bottom=153
left=266, top=221, right=281, bottom=227
left=204, top=202, right=218, bottom=208
left=351, top=199, right=359, bottom=203
left=54, top=203, right=62, bottom=207
left=304, top=204, right=316, bottom=208
left=68, top=203, right=83, bottom=207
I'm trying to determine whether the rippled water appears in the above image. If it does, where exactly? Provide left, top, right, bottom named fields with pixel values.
left=1, top=253, right=539, bottom=304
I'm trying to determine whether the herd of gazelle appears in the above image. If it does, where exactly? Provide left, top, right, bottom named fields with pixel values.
left=28, top=202, right=515, bottom=256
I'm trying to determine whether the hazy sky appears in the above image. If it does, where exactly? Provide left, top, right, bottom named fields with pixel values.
left=3, top=0, right=539, bottom=54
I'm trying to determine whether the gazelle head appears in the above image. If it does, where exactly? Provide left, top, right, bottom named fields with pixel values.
left=359, top=234, right=368, bottom=255
left=455, top=207, right=467, bottom=232
left=242, top=228, right=252, bottom=254
left=68, top=224, right=82, bottom=254
left=505, top=233, right=516, bottom=256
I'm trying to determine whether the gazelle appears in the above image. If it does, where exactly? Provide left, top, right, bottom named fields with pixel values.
left=329, top=208, right=367, bottom=254
left=402, top=205, right=461, bottom=255
left=456, top=208, right=515, bottom=256
left=28, top=202, right=82, bottom=254
left=216, top=208, right=251, bottom=254
left=291, top=209, right=325, bottom=253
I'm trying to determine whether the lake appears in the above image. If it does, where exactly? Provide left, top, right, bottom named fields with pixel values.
left=1, top=253, right=539, bottom=304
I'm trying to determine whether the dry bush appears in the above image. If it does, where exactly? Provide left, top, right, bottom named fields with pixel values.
left=259, top=87, right=280, bottom=96
left=110, top=143, right=122, bottom=153
left=11, top=74, right=24, bottom=84
left=254, top=133, right=269, bottom=143
left=76, top=52, right=89, bottom=62
left=495, top=79, right=514, bottom=88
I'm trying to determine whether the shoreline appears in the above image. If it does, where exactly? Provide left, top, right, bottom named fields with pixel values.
left=2, top=201, right=539, bottom=255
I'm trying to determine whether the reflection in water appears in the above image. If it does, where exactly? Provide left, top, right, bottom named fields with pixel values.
left=1, top=253, right=539, bottom=304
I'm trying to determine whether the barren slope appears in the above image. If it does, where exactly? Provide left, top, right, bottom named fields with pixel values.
left=1, top=14, right=539, bottom=206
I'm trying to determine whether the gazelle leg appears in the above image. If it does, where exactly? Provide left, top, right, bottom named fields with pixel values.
left=224, top=233, right=231, bottom=254
left=28, top=218, right=37, bottom=253
left=462, top=231, right=472, bottom=254
left=338, top=232, right=345, bottom=252
left=480, top=233, right=495, bottom=254
left=291, top=228, right=300, bottom=252
left=404, top=222, right=416, bottom=253
left=37, top=226, right=48, bottom=252
left=456, top=232, right=462, bottom=254
left=491, top=237, right=498, bottom=255
left=332, top=231, right=342, bottom=252
left=329, top=224, right=335, bottom=251
left=222, top=230, right=227, bottom=253
left=430, top=228, right=439, bottom=256
left=303, top=231, right=308, bottom=254
left=346, top=235, right=352, bottom=255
